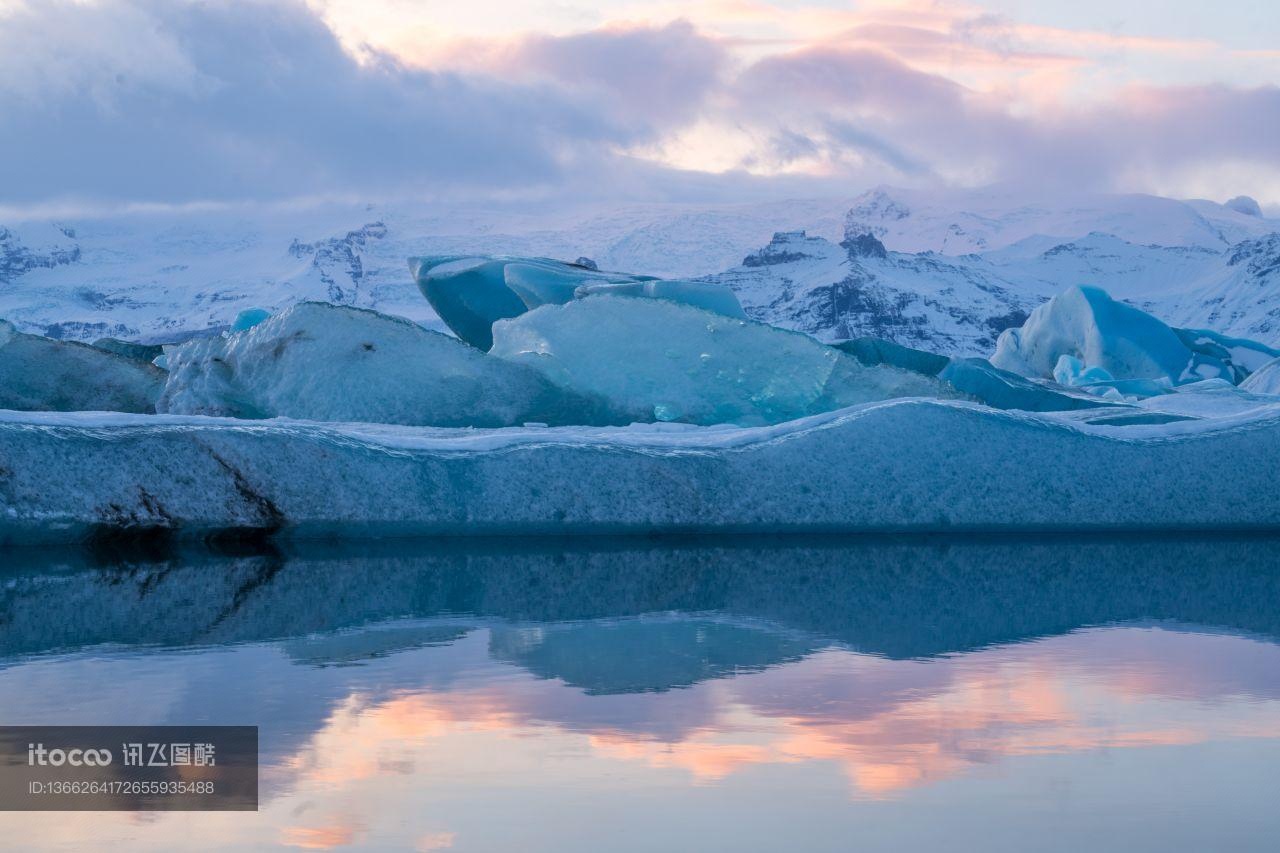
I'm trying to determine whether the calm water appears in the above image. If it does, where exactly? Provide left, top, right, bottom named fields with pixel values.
left=1, top=535, right=1279, bottom=851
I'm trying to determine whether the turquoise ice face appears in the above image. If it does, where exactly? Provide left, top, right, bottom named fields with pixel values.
left=409, top=255, right=745, bottom=351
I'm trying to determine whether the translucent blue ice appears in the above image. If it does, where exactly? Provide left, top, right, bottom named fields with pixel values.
left=231, top=307, right=272, bottom=333
left=410, top=255, right=744, bottom=350
left=157, top=302, right=592, bottom=426
left=489, top=295, right=951, bottom=426
left=939, top=357, right=1116, bottom=412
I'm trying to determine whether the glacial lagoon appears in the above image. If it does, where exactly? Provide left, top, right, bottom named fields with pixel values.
left=1, top=534, right=1278, bottom=851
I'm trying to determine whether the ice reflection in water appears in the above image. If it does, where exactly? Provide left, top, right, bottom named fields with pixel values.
left=0, top=535, right=1278, bottom=851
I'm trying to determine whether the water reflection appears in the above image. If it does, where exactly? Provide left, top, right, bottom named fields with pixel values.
left=0, top=535, right=1278, bottom=851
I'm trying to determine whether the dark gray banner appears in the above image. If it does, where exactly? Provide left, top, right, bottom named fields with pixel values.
left=0, top=726, right=257, bottom=810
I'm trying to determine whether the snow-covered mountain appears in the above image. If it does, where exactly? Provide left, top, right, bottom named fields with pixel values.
left=712, top=189, right=1280, bottom=355
left=0, top=198, right=850, bottom=342
left=0, top=187, right=1276, bottom=353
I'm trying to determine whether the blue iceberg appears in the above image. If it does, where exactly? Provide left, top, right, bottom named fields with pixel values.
left=993, top=286, right=1236, bottom=389
left=410, top=255, right=745, bottom=350
left=490, top=296, right=951, bottom=426
left=156, top=302, right=592, bottom=427
left=0, top=320, right=165, bottom=413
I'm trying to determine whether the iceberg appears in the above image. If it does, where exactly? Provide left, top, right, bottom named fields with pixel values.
left=156, top=302, right=590, bottom=427
left=410, top=255, right=744, bottom=350
left=1241, top=356, right=1280, bottom=395
left=490, top=296, right=950, bottom=426
left=0, top=320, right=165, bottom=413
left=993, top=286, right=1235, bottom=387
left=939, top=357, right=1117, bottom=412
left=6, top=398, right=1280, bottom=545
left=833, top=337, right=951, bottom=376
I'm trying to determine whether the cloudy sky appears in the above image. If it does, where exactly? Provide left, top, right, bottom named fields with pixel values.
left=3, top=0, right=1278, bottom=210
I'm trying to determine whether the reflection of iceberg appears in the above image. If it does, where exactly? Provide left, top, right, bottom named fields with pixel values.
left=6, top=397, right=1280, bottom=544
left=5, top=537, right=1280, bottom=665
left=489, top=618, right=815, bottom=694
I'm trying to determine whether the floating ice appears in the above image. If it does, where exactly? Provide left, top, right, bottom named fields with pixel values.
left=156, top=302, right=587, bottom=427
left=410, top=255, right=744, bottom=350
left=7, top=398, right=1280, bottom=544
left=833, top=337, right=950, bottom=376
left=490, top=295, right=950, bottom=426
left=0, top=320, right=165, bottom=413
left=993, top=286, right=1235, bottom=387
left=940, top=357, right=1115, bottom=412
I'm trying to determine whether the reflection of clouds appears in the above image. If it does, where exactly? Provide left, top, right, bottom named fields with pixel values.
left=268, top=626, right=1280, bottom=803
left=3, top=621, right=1280, bottom=849
left=280, top=821, right=362, bottom=849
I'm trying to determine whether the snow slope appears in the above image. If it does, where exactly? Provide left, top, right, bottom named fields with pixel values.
left=3, top=399, right=1280, bottom=544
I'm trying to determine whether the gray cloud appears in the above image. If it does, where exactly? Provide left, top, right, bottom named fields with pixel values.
left=3, top=1, right=1279, bottom=207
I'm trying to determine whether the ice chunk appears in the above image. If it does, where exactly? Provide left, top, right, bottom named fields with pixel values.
left=833, top=337, right=950, bottom=376
left=157, top=302, right=590, bottom=427
left=1052, top=354, right=1116, bottom=387
left=490, top=296, right=950, bottom=426
left=993, top=286, right=1234, bottom=386
left=0, top=320, right=164, bottom=413
left=409, top=256, right=529, bottom=350
left=573, top=280, right=747, bottom=319
left=410, top=255, right=744, bottom=350
left=8, top=398, right=1280, bottom=544
left=1240, top=357, right=1280, bottom=395
left=231, top=307, right=272, bottom=333
left=940, top=357, right=1116, bottom=412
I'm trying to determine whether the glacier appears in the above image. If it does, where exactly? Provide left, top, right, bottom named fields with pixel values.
left=489, top=295, right=950, bottom=426
left=4, top=397, right=1280, bottom=545
left=0, top=319, right=165, bottom=413
left=156, top=302, right=589, bottom=427
left=411, top=255, right=745, bottom=350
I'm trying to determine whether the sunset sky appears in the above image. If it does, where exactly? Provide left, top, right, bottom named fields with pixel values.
left=3, top=0, right=1278, bottom=209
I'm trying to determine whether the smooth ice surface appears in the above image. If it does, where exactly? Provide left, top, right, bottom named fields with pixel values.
left=5, top=397, right=1280, bottom=543
left=410, top=255, right=744, bottom=350
left=993, top=286, right=1235, bottom=386
left=0, top=320, right=165, bottom=413
left=833, top=337, right=951, bottom=376
left=574, top=280, right=747, bottom=319
left=1241, top=357, right=1280, bottom=395
left=940, top=357, right=1115, bottom=411
left=490, top=296, right=949, bottom=426
left=156, top=302, right=583, bottom=427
